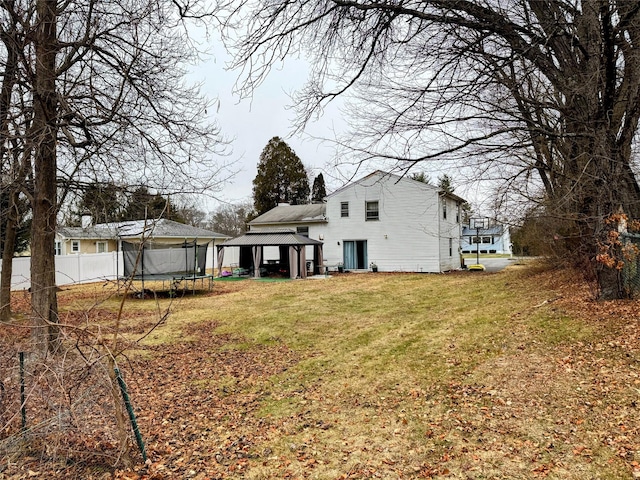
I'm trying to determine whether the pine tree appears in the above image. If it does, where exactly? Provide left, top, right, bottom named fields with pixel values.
left=76, top=182, right=124, bottom=224
left=252, top=137, right=310, bottom=215
left=122, top=186, right=172, bottom=221
left=311, top=173, right=327, bottom=202
left=410, top=172, right=431, bottom=184
left=438, top=174, right=454, bottom=194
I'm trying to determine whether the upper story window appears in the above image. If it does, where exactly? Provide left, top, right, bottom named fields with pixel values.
left=443, top=200, right=447, bottom=220
left=456, top=204, right=460, bottom=223
left=341, top=202, right=349, bottom=217
left=365, top=201, right=379, bottom=221
left=296, top=226, right=309, bottom=237
left=71, top=241, right=80, bottom=253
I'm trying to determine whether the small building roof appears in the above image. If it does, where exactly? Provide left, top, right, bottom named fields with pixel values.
left=249, top=203, right=327, bottom=226
left=221, top=229, right=323, bottom=247
left=57, top=218, right=229, bottom=241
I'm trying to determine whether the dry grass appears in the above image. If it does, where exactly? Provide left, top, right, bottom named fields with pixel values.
left=2, top=265, right=640, bottom=479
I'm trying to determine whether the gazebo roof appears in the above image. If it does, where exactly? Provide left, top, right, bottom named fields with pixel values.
left=220, top=229, right=323, bottom=247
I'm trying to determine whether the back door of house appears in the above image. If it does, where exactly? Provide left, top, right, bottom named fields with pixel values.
left=343, top=240, right=367, bottom=270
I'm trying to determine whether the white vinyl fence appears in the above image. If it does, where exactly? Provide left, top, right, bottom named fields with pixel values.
left=5, top=252, right=122, bottom=291
left=3, top=245, right=218, bottom=291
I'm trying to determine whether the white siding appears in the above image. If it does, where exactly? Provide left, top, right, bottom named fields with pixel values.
left=438, top=196, right=463, bottom=271
left=322, top=173, right=455, bottom=272
left=246, top=172, right=465, bottom=273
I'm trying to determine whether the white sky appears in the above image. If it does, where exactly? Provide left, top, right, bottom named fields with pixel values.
left=189, top=38, right=494, bottom=217
left=191, top=47, right=349, bottom=211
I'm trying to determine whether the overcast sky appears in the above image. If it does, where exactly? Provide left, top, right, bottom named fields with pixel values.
left=190, top=39, right=491, bottom=216
left=191, top=45, right=350, bottom=212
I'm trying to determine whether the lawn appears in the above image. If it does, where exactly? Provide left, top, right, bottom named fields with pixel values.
left=1, top=264, right=640, bottom=479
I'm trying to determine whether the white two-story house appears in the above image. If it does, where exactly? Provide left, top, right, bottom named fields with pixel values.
left=248, top=171, right=465, bottom=273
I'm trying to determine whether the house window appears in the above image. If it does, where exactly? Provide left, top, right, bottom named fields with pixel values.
left=449, top=238, right=453, bottom=257
left=482, top=236, right=492, bottom=244
left=54, top=241, right=62, bottom=256
left=296, top=226, right=309, bottom=237
left=443, top=201, right=447, bottom=220
left=341, top=202, right=349, bottom=217
left=96, top=241, right=107, bottom=253
left=71, top=241, right=80, bottom=253
left=456, top=205, right=460, bottom=223
left=365, top=201, right=379, bottom=221
left=472, top=236, right=480, bottom=244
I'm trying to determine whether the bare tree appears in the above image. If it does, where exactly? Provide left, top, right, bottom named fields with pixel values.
left=208, top=201, right=253, bottom=237
left=227, top=0, right=640, bottom=299
left=0, top=0, right=230, bottom=352
left=0, top=2, right=29, bottom=322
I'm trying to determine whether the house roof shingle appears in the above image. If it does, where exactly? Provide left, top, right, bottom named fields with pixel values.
left=249, top=204, right=327, bottom=226
left=57, top=219, right=229, bottom=241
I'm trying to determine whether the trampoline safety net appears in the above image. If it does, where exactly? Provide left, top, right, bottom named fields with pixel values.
left=122, top=240, right=208, bottom=278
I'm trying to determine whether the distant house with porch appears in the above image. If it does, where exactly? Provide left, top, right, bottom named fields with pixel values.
left=244, top=170, right=465, bottom=274
left=460, top=223, right=511, bottom=254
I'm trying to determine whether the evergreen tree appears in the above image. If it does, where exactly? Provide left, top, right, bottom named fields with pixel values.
left=252, top=137, right=310, bottom=215
left=311, top=173, right=327, bottom=202
left=438, top=174, right=454, bottom=194
left=76, top=182, right=124, bottom=224
left=122, top=186, right=171, bottom=221
left=410, top=172, right=431, bottom=184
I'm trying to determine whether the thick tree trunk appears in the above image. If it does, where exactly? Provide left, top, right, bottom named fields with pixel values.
left=0, top=194, right=18, bottom=322
left=31, top=0, right=60, bottom=353
left=0, top=0, right=20, bottom=322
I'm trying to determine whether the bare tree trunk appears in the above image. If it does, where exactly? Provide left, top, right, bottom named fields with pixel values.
left=0, top=194, right=18, bottom=322
left=30, top=0, right=60, bottom=353
left=0, top=0, right=20, bottom=322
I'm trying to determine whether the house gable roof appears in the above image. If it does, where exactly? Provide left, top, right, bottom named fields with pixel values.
left=326, top=170, right=467, bottom=203
left=57, top=218, right=229, bottom=241
left=249, top=203, right=327, bottom=226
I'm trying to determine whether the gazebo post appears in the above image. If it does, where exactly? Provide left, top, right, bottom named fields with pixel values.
left=252, top=245, right=262, bottom=278
left=216, top=245, right=225, bottom=277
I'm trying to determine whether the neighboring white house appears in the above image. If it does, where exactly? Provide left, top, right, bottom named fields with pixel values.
left=55, top=218, right=229, bottom=272
left=248, top=171, right=466, bottom=273
left=461, top=224, right=512, bottom=255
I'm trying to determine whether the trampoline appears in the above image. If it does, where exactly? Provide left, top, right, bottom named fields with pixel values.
left=119, top=240, right=214, bottom=294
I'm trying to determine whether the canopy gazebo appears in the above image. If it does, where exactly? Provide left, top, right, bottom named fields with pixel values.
left=217, top=229, right=324, bottom=279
